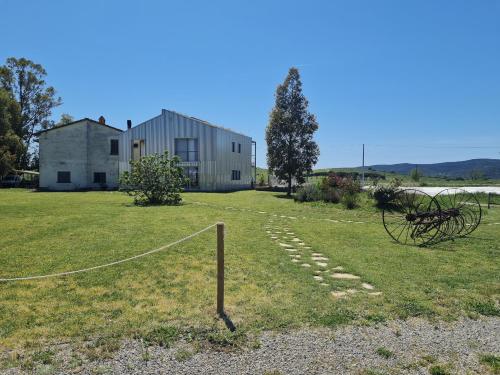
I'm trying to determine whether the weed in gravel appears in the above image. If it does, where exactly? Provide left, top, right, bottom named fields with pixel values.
left=375, top=347, right=394, bottom=359
left=31, top=349, right=55, bottom=365
left=419, top=355, right=437, bottom=365
left=83, top=337, right=121, bottom=361
left=142, top=325, right=179, bottom=347
left=429, top=364, right=451, bottom=375
left=205, top=329, right=247, bottom=348
left=361, top=369, right=386, bottom=375
left=174, top=348, right=194, bottom=362
left=480, top=354, right=500, bottom=374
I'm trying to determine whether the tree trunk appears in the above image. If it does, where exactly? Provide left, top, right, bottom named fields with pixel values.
left=287, top=174, right=292, bottom=196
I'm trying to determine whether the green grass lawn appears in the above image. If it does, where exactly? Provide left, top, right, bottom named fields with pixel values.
left=0, top=189, right=499, bottom=366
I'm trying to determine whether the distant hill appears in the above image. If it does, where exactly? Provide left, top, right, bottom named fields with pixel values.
left=367, top=159, right=500, bottom=179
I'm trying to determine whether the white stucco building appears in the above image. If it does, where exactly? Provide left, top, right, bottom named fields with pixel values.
left=38, top=111, right=255, bottom=191
left=38, top=117, right=123, bottom=190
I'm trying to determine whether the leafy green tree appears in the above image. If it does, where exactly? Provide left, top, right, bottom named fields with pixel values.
left=0, top=57, right=62, bottom=167
left=119, top=151, right=188, bottom=205
left=56, top=113, right=74, bottom=126
left=266, top=67, right=319, bottom=195
left=0, top=90, right=25, bottom=177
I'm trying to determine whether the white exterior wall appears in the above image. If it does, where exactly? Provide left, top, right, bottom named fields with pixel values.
left=39, top=120, right=122, bottom=190
left=119, top=110, right=253, bottom=191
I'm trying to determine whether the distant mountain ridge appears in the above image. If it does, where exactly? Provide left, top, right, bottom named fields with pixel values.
left=367, top=158, right=500, bottom=179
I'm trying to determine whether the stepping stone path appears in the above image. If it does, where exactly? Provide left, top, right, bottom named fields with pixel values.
left=331, top=273, right=361, bottom=280
left=263, top=216, right=381, bottom=299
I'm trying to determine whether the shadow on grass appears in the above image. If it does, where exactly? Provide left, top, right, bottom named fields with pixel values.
left=220, top=312, right=236, bottom=332
left=275, top=194, right=294, bottom=200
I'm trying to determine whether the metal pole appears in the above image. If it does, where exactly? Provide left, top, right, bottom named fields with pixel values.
left=217, top=222, right=225, bottom=316
left=254, top=141, right=257, bottom=186
left=361, top=144, right=365, bottom=186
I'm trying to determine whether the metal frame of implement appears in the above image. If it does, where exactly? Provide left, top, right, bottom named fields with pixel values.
left=382, top=188, right=482, bottom=246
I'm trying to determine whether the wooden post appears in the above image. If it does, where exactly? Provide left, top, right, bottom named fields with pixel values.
left=217, top=222, right=224, bottom=316
left=488, top=193, right=491, bottom=209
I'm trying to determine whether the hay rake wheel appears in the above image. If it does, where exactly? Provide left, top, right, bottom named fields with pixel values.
left=434, top=188, right=482, bottom=238
left=382, top=189, right=441, bottom=246
left=382, top=188, right=482, bottom=246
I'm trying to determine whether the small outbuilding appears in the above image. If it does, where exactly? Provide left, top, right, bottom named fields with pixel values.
left=38, top=117, right=123, bottom=190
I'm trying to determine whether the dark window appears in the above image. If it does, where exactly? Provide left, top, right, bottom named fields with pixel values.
left=93, top=172, right=106, bottom=184
left=231, top=170, right=241, bottom=181
left=175, top=138, right=198, bottom=161
left=57, top=171, right=71, bottom=183
left=183, top=167, right=199, bottom=188
left=232, top=142, right=235, bottom=152
left=238, top=143, right=241, bottom=153
left=110, top=139, right=119, bottom=155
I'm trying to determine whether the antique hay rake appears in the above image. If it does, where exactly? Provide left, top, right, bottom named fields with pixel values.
left=382, top=188, right=482, bottom=246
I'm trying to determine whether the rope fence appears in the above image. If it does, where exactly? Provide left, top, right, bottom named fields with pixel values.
left=0, top=223, right=218, bottom=282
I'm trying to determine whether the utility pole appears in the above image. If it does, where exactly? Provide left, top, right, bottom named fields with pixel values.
left=361, top=144, right=365, bottom=186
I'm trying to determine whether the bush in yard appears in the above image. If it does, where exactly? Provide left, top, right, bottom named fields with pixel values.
left=322, top=187, right=341, bottom=203
left=294, top=184, right=322, bottom=202
left=373, top=177, right=402, bottom=208
left=320, top=176, right=341, bottom=203
left=342, top=191, right=359, bottom=209
left=119, top=151, right=187, bottom=205
left=373, top=186, right=397, bottom=208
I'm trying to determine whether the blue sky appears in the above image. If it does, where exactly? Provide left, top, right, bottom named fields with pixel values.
left=2, top=0, right=499, bottom=168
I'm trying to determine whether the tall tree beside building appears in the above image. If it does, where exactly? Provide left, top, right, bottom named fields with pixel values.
left=0, top=57, right=62, bottom=167
left=0, top=89, right=25, bottom=177
left=266, top=67, right=319, bottom=195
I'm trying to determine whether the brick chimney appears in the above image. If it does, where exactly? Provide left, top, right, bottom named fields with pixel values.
left=127, top=120, right=132, bottom=129
left=98, top=116, right=106, bottom=124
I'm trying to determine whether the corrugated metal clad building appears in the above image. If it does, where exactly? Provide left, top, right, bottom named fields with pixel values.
left=120, top=109, right=254, bottom=191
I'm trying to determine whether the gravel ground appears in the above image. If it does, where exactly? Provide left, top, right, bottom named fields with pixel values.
left=7, top=317, right=493, bottom=375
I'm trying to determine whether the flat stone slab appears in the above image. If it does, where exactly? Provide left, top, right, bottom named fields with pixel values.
left=346, top=289, right=358, bottom=294
left=312, top=253, right=323, bottom=257
left=291, top=259, right=299, bottom=263
left=303, top=247, right=311, bottom=250
left=312, top=256, right=328, bottom=261
left=361, top=283, right=374, bottom=290
left=271, top=236, right=278, bottom=240
left=332, top=266, right=344, bottom=271
left=320, top=283, right=329, bottom=287
left=331, top=291, right=347, bottom=298
left=297, top=242, right=305, bottom=246
left=313, top=275, right=323, bottom=281
left=331, top=273, right=360, bottom=280
left=291, top=238, right=301, bottom=242
left=316, top=262, right=328, bottom=268
left=301, top=263, right=311, bottom=268
left=368, top=292, right=383, bottom=296
left=279, top=243, right=292, bottom=248
left=285, top=248, right=297, bottom=252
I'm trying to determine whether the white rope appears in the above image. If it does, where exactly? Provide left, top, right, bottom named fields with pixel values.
left=0, top=223, right=218, bottom=282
